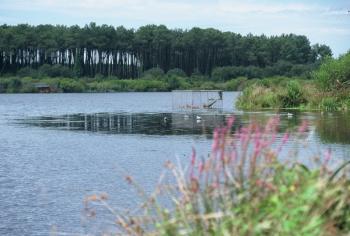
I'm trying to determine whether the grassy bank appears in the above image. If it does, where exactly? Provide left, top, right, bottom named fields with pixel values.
left=237, top=52, right=350, bottom=111
left=85, top=117, right=350, bottom=235
left=0, top=74, right=252, bottom=93
left=0, top=61, right=316, bottom=93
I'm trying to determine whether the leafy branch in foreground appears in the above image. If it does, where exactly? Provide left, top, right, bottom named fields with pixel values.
left=85, top=117, right=350, bottom=235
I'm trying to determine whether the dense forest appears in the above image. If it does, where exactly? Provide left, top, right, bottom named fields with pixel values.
left=0, top=23, right=332, bottom=79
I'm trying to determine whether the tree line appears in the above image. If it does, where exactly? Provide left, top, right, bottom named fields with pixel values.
left=0, top=23, right=332, bottom=79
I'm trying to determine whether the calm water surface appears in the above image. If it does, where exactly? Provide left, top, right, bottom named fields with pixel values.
left=0, top=92, right=349, bottom=235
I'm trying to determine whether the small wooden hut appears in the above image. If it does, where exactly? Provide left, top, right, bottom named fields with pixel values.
left=33, top=83, right=52, bottom=93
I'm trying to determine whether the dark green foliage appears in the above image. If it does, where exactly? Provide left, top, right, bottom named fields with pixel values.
left=212, top=66, right=266, bottom=81
left=88, top=79, right=169, bottom=92
left=311, top=44, right=333, bottom=61
left=0, top=23, right=327, bottom=79
left=8, top=78, right=22, bottom=92
left=225, top=77, right=248, bottom=91
left=0, top=77, right=23, bottom=92
left=0, top=78, right=10, bottom=92
left=0, top=74, right=245, bottom=93
left=266, top=60, right=293, bottom=76
left=289, top=64, right=315, bottom=78
left=319, top=97, right=339, bottom=111
left=142, top=67, right=165, bottom=78
left=39, top=64, right=74, bottom=78
left=313, top=52, right=350, bottom=91
left=280, top=80, right=306, bottom=107
left=165, top=76, right=181, bottom=90
left=212, top=66, right=245, bottom=81
left=237, top=77, right=313, bottom=109
left=237, top=53, right=350, bottom=111
left=211, top=63, right=314, bottom=81
left=58, top=79, right=85, bottom=92
left=236, top=84, right=281, bottom=109
left=166, top=68, right=186, bottom=77
left=17, top=66, right=37, bottom=77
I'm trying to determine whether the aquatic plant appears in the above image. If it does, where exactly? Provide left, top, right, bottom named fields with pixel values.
left=281, top=80, right=306, bottom=107
left=236, top=84, right=282, bottom=109
left=84, top=117, right=350, bottom=235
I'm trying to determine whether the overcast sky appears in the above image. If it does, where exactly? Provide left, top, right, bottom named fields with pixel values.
left=0, top=0, right=349, bottom=56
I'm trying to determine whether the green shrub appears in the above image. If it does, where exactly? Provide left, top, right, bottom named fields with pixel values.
left=211, top=63, right=312, bottom=82
left=288, top=64, right=315, bottom=77
left=166, top=68, right=186, bottom=77
left=320, top=97, right=339, bottom=111
left=237, top=80, right=349, bottom=111
left=94, top=73, right=106, bottom=81
left=87, top=81, right=115, bottom=92
left=280, top=80, right=306, bottom=107
left=260, top=76, right=291, bottom=87
left=122, top=79, right=168, bottom=92
left=58, top=78, right=85, bottom=92
left=38, top=64, right=74, bottom=77
left=212, top=66, right=264, bottom=81
left=142, top=67, right=165, bottom=79
left=342, top=99, right=350, bottom=110
left=18, top=77, right=37, bottom=93
left=237, top=85, right=281, bottom=109
left=17, top=66, right=38, bottom=77
left=1, top=78, right=23, bottom=93
left=313, top=52, right=350, bottom=91
left=268, top=60, right=293, bottom=76
left=211, top=66, right=239, bottom=81
left=0, top=78, right=10, bottom=92
left=198, top=81, right=220, bottom=90
left=225, top=77, right=248, bottom=91
left=166, top=76, right=181, bottom=90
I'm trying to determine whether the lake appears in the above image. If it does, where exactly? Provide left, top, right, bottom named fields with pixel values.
left=0, top=92, right=349, bottom=235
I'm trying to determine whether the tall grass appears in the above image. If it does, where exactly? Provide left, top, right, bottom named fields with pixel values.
left=237, top=52, right=350, bottom=111
left=84, top=117, right=350, bottom=235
